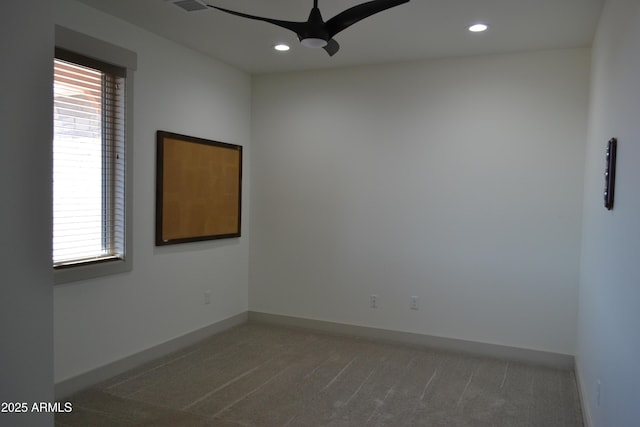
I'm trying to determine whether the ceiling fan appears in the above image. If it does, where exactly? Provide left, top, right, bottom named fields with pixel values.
left=208, top=0, right=410, bottom=56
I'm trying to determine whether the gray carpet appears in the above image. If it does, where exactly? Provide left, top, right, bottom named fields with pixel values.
left=56, top=323, right=583, bottom=426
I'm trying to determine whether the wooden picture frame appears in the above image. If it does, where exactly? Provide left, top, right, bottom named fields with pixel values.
left=156, top=131, right=242, bottom=245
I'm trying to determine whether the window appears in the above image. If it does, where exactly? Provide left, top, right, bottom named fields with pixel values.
left=54, top=26, right=136, bottom=284
left=53, top=49, right=126, bottom=268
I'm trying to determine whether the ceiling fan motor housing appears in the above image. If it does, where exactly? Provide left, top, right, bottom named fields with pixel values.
left=299, top=6, right=330, bottom=45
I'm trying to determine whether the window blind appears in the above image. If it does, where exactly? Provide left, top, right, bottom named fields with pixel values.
left=53, top=52, right=126, bottom=268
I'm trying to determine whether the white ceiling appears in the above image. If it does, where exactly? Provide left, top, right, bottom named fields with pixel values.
left=74, top=0, right=604, bottom=74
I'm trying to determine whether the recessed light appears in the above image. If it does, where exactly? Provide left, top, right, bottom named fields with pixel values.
left=274, top=44, right=290, bottom=52
left=468, top=23, right=488, bottom=32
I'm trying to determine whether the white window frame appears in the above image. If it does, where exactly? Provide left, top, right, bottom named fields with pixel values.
left=54, top=26, right=137, bottom=285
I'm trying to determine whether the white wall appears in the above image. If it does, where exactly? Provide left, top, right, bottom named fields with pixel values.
left=0, top=1, right=54, bottom=426
left=53, top=0, right=251, bottom=383
left=577, top=0, right=640, bottom=425
left=251, top=49, right=590, bottom=355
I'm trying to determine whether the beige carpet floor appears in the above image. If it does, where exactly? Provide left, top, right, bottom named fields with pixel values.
left=56, top=322, right=583, bottom=426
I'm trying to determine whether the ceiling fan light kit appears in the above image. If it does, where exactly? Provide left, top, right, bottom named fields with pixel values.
left=208, top=0, right=410, bottom=56
left=301, top=38, right=328, bottom=49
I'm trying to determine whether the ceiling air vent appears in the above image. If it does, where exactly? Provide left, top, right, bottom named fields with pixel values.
left=167, top=0, right=208, bottom=12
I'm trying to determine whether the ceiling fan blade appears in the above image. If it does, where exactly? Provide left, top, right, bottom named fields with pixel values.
left=325, top=0, right=410, bottom=38
left=323, top=38, right=340, bottom=56
left=209, top=5, right=307, bottom=36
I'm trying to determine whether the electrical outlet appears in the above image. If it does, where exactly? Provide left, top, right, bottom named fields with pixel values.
left=410, top=296, right=419, bottom=310
left=204, top=290, right=211, bottom=305
left=370, top=294, right=378, bottom=309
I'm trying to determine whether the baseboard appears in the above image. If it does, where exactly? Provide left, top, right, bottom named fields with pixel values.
left=54, top=312, right=247, bottom=399
left=248, top=311, right=575, bottom=369
left=574, top=355, right=594, bottom=427
left=55, top=310, right=576, bottom=400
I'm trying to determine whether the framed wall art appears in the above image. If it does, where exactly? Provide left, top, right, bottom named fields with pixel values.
left=156, top=131, right=242, bottom=245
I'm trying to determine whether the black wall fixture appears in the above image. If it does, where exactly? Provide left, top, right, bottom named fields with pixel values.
left=604, top=137, right=617, bottom=210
